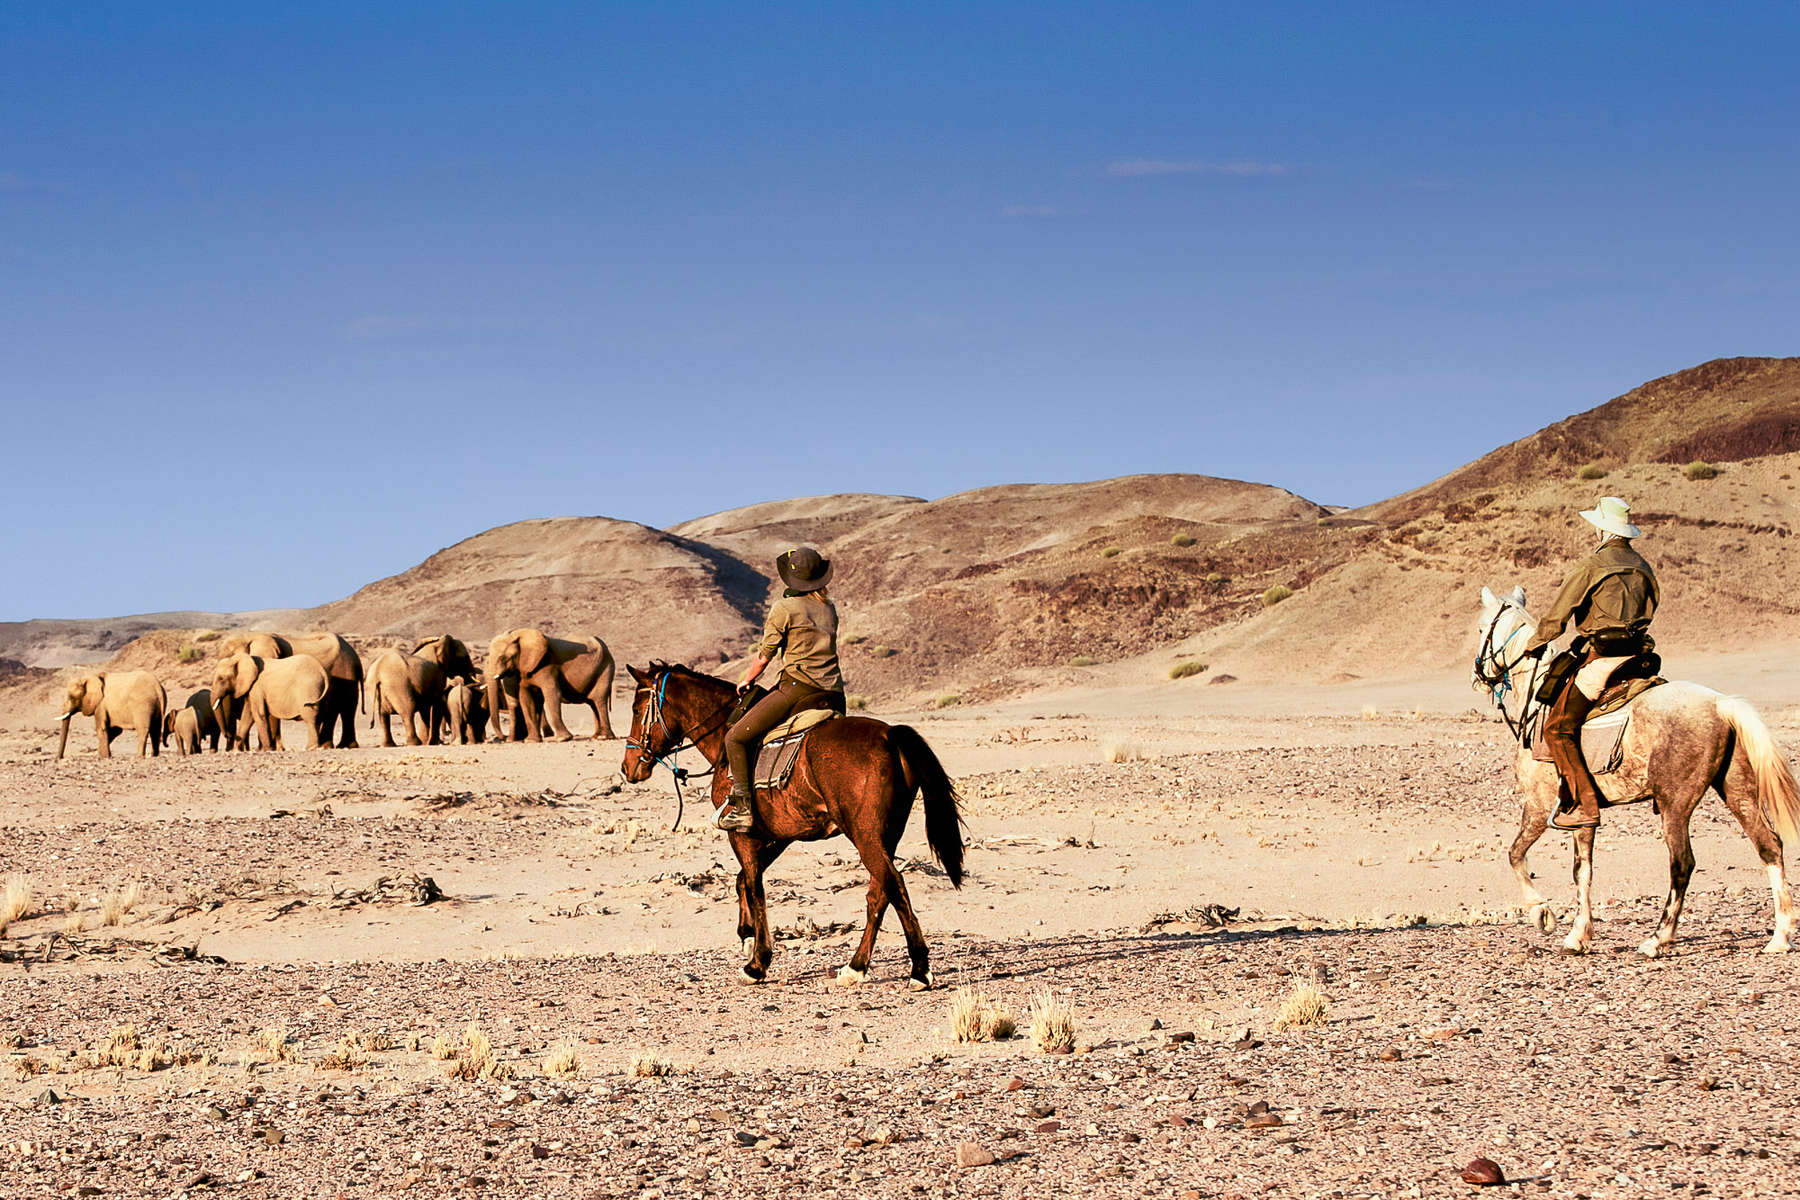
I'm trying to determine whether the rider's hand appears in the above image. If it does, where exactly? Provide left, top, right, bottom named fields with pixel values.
left=736, top=682, right=753, bottom=696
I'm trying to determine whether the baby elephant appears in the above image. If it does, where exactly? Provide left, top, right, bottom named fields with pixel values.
left=57, top=670, right=168, bottom=759
left=164, top=688, right=222, bottom=755
left=211, top=652, right=330, bottom=751
left=445, top=676, right=490, bottom=744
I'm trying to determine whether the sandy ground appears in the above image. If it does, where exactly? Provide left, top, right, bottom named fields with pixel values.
left=5, top=656, right=1800, bottom=1196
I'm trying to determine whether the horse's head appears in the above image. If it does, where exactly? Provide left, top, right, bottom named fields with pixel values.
left=622, top=662, right=680, bottom=783
left=1474, top=584, right=1535, bottom=691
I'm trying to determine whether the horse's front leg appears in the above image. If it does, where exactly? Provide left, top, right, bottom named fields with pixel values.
left=729, top=835, right=788, bottom=983
left=1513, top=783, right=1558, bottom=933
left=1562, top=827, right=1598, bottom=953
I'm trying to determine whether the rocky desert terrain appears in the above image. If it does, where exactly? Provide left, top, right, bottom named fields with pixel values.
left=6, top=357, right=1800, bottom=1196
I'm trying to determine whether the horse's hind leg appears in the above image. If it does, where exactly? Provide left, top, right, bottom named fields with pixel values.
left=1640, top=792, right=1699, bottom=958
left=1562, top=827, right=1598, bottom=954
left=1717, top=749, right=1797, bottom=953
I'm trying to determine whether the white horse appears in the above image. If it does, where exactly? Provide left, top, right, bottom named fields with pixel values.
left=1475, top=585, right=1799, bottom=956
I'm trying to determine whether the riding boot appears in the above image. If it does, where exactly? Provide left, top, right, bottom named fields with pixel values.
left=1544, top=682, right=1602, bottom=830
left=717, top=782, right=754, bottom=832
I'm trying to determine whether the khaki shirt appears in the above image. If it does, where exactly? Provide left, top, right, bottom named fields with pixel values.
left=754, top=594, right=844, bottom=692
left=1526, top=538, right=1659, bottom=653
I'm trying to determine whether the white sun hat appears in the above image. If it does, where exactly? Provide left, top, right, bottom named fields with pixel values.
left=1581, top=496, right=1642, bottom=539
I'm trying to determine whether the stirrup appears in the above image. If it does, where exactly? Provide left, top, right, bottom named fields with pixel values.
left=1550, top=801, right=1599, bottom=831
left=716, top=798, right=754, bottom=832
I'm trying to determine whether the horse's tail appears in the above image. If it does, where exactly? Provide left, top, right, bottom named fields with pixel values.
left=1718, top=695, right=1800, bottom=847
left=889, top=724, right=965, bottom=889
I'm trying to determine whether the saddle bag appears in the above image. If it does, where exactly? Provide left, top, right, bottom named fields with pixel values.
left=1534, top=649, right=1580, bottom=705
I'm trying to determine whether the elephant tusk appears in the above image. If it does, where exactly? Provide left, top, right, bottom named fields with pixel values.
left=58, top=711, right=76, bottom=721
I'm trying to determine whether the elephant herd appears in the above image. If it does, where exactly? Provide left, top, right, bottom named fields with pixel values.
left=55, top=627, right=618, bottom=759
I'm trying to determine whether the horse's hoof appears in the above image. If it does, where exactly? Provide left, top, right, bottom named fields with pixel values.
left=835, top=966, right=867, bottom=987
left=1637, top=938, right=1663, bottom=959
left=1762, top=940, right=1791, bottom=955
left=908, top=973, right=934, bottom=992
left=1557, top=941, right=1588, bottom=956
left=1530, top=906, right=1557, bottom=934
left=738, top=967, right=764, bottom=985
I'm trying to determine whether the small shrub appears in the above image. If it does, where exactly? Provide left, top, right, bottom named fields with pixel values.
left=1205, top=571, right=1226, bottom=584
left=1272, top=981, right=1329, bottom=1030
left=1069, top=656, right=1097, bottom=668
left=845, top=694, right=869, bottom=711
left=430, top=1034, right=458, bottom=1061
left=194, top=629, right=222, bottom=643
left=1684, top=461, right=1718, bottom=480
left=1103, top=741, right=1145, bottom=763
left=1262, top=584, right=1293, bottom=607
left=1168, top=660, right=1207, bottom=680
left=1576, top=464, right=1608, bottom=480
left=871, top=646, right=897, bottom=659
left=950, top=987, right=1018, bottom=1043
left=175, top=645, right=204, bottom=663
left=447, top=1022, right=511, bottom=1081
left=542, top=1042, right=582, bottom=1079
left=1170, top=533, right=1196, bottom=547
left=985, top=1009, right=1016, bottom=1040
left=101, top=880, right=143, bottom=927
left=1028, top=989, right=1076, bottom=1054
left=842, top=633, right=867, bottom=645
left=62, top=909, right=86, bottom=936
left=935, top=694, right=961, bottom=709
left=1101, top=545, right=1122, bottom=558
left=252, top=1027, right=298, bottom=1064
left=1, top=874, right=33, bottom=925
left=630, top=1051, right=674, bottom=1078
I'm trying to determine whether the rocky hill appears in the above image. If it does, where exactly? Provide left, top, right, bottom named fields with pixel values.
left=6, top=357, right=1798, bottom=712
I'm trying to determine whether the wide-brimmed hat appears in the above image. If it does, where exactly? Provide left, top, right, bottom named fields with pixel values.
left=1581, top=496, right=1642, bottom=539
left=777, top=546, right=833, bottom=592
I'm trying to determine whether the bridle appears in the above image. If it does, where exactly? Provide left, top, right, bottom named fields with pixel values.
left=1473, top=604, right=1544, bottom=745
left=624, top=668, right=736, bottom=829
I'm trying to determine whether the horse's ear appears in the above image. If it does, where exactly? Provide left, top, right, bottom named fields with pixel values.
left=626, top=664, right=648, bottom=684
left=1508, top=585, right=1527, bottom=607
left=1480, top=586, right=1498, bottom=609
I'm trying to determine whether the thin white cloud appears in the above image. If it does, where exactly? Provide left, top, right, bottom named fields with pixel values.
left=1001, top=204, right=1061, bottom=218
left=1105, top=159, right=1289, bottom=178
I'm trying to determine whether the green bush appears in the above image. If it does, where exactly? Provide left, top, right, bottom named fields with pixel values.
left=1205, top=571, right=1227, bottom=584
left=1168, top=660, right=1207, bottom=680
left=1069, top=655, right=1097, bottom=668
left=871, top=645, right=897, bottom=658
left=1262, top=584, right=1293, bottom=607
left=1101, top=545, right=1122, bottom=558
left=1170, top=533, right=1196, bottom=547
left=175, top=645, right=204, bottom=663
left=1577, top=463, right=1608, bottom=480
left=1684, top=461, right=1718, bottom=480
left=845, top=694, right=869, bottom=711
left=934, top=694, right=961, bottom=709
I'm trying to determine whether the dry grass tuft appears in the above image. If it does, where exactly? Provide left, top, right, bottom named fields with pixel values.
left=1170, top=532, right=1196, bottom=547
left=935, top=694, right=961, bottom=709
left=1684, top=460, right=1719, bottom=480
left=431, top=1034, right=458, bottom=1061
left=951, top=987, right=1020, bottom=1043
left=1102, top=741, right=1145, bottom=763
left=630, top=1050, right=674, bottom=1077
left=1577, top=463, right=1608, bottom=480
left=1101, top=545, right=1122, bottom=558
left=444, top=1022, right=511, bottom=1081
left=2, top=874, right=34, bottom=925
left=1168, top=660, right=1207, bottom=680
left=194, top=629, right=222, bottom=643
left=845, top=693, right=869, bottom=711
left=252, top=1026, right=299, bottom=1063
left=101, top=880, right=143, bottom=927
left=871, top=645, right=897, bottom=658
left=1069, top=655, right=1097, bottom=667
left=1272, top=981, right=1330, bottom=1030
left=405, top=1031, right=424, bottom=1052
left=1028, top=989, right=1076, bottom=1054
left=1262, top=584, right=1293, bottom=607
left=542, top=1042, right=582, bottom=1079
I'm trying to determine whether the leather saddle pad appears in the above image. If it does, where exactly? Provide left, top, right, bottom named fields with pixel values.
left=1529, top=678, right=1664, bottom=774
left=754, top=708, right=838, bottom=791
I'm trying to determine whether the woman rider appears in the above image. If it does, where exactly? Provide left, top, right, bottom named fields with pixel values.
left=719, top=547, right=847, bottom=831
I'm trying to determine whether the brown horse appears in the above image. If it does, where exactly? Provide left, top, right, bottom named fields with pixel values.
left=620, top=662, right=965, bottom=988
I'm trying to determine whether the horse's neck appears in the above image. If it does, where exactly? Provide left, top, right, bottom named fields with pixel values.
left=673, top=678, right=734, bottom=765
left=1503, top=612, right=1541, bottom=727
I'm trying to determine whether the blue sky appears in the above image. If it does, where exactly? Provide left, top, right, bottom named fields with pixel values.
left=4, top=2, right=1797, bottom=619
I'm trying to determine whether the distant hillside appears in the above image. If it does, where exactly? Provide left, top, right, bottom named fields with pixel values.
left=8, top=357, right=1800, bottom=713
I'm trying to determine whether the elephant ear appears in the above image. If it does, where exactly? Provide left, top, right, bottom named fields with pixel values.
left=515, top=631, right=550, bottom=676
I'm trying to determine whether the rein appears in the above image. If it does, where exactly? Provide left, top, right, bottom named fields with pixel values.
left=1473, top=606, right=1544, bottom=746
left=625, top=669, right=736, bottom=830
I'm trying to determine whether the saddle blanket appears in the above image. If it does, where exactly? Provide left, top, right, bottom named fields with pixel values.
left=754, top=708, right=838, bottom=791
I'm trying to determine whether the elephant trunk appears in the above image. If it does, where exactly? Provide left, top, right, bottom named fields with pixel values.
left=56, top=712, right=73, bottom=759
left=485, top=674, right=505, bottom=737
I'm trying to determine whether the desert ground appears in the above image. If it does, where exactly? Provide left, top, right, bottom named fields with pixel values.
left=6, top=652, right=1800, bottom=1198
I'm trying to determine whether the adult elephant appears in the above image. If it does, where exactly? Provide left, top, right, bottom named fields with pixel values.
left=164, top=688, right=222, bottom=755
left=485, top=629, right=617, bottom=741
left=366, top=647, right=448, bottom=747
left=57, top=670, right=167, bottom=759
left=221, top=632, right=364, bottom=748
left=211, top=652, right=330, bottom=751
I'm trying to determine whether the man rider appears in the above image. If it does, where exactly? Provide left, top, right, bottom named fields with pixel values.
left=1524, top=497, right=1659, bottom=831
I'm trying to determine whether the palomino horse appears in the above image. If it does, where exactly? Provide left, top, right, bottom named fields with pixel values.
left=620, top=663, right=965, bottom=988
left=1475, top=586, right=1800, bottom=956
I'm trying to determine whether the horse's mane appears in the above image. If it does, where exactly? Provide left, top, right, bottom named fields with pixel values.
left=644, top=660, right=731, bottom=688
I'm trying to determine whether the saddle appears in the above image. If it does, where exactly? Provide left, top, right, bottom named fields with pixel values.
left=754, top=708, right=838, bottom=791
left=1530, top=674, right=1667, bottom=775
